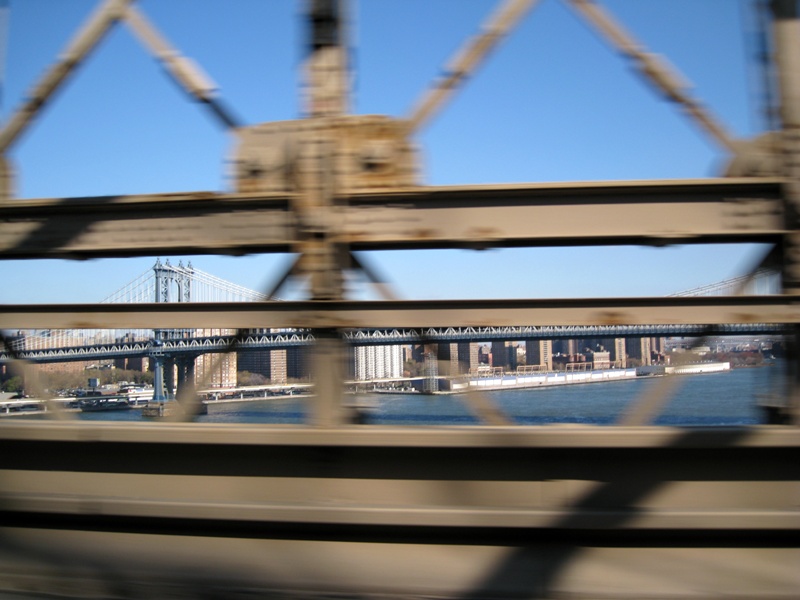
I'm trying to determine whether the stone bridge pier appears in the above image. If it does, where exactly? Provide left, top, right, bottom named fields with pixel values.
left=150, top=352, right=198, bottom=403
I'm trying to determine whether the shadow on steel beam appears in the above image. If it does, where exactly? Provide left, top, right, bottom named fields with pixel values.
left=459, top=428, right=760, bottom=599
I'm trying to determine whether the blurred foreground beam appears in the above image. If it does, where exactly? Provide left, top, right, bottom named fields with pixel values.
left=0, top=178, right=785, bottom=259
left=1, top=296, right=798, bottom=330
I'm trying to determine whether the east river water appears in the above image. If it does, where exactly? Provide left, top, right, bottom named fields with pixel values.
left=75, top=362, right=783, bottom=426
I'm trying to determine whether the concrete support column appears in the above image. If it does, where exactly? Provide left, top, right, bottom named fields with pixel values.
left=151, top=354, right=167, bottom=403
left=164, top=357, right=176, bottom=400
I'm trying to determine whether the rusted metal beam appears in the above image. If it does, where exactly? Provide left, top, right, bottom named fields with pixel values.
left=305, top=0, right=350, bottom=117
left=0, top=422, right=797, bottom=598
left=0, top=178, right=784, bottom=259
left=1, top=296, right=797, bottom=330
left=2, top=419, right=799, bottom=447
left=0, top=191, right=294, bottom=259
left=0, top=0, right=133, bottom=155
left=565, top=0, right=738, bottom=153
left=122, top=5, right=241, bottom=129
left=407, top=0, right=540, bottom=132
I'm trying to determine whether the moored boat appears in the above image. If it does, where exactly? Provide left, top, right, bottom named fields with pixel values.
left=79, top=396, right=132, bottom=412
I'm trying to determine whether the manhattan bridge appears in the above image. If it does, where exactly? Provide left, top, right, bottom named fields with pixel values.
left=1, top=259, right=784, bottom=368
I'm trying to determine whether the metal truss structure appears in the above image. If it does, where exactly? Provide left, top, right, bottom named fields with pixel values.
left=0, top=1, right=799, bottom=598
left=0, top=323, right=789, bottom=366
left=1, top=264, right=784, bottom=364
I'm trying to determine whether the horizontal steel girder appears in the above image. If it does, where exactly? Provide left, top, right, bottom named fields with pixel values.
left=0, top=422, right=796, bottom=600
left=0, top=178, right=785, bottom=259
left=1, top=296, right=798, bottom=330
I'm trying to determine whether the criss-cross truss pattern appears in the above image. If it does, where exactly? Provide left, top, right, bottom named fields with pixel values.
left=0, top=0, right=797, bottom=426
left=0, top=3, right=799, bottom=599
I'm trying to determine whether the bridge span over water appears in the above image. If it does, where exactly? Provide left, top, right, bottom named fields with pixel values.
left=1, top=323, right=787, bottom=365
left=2, top=263, right=783, bottom=364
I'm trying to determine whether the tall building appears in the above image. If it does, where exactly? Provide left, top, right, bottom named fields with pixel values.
left=236, top=347, right=308, bottom=382
left=457, top=342, right=480, bottom=375
left=612, top=338, right=627, bottom=368
left=490, top=341, right=502, bottom=368
left=435, top=343, right=462, bottom=376
left=507, top=343, right=519, bottom=371
left=286, top=346, right=311, bottom=380
left=492, top=342, right=517, bottom=371
left=353, top=345, right=403, bottom=380
left=195, top=352, right=237, bottom=388
left=236, top=349, right=271, bottom=378
left=194, top=329, right=237, bottom=388
left=270, top=349, right=288, bottom=383
left=650, top=337, right=667, bottom=362
left=626, top=337, right=652, bottom=366
left=526, top=340, right=553, bottom=370
left=423, top=350, right=438, bottom=393
left=650, top=337, right=666, bottom=353
left=553, top=338, right=578, bottom=357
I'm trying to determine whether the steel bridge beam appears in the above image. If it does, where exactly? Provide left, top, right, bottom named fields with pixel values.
left=0, top=178, right=783, bottom=259
left=0, top=422, right=797, bottom=598
left=1, top=296, right=798, bottom=331
left=1, top=323, right=789, bottom=365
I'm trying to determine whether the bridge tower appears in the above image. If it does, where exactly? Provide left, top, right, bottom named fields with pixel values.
left=152, top=259, right=196, bottom=401
left=153, top=258, right=193, bottom=305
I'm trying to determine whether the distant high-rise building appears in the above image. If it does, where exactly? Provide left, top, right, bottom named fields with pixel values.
left=286, top=346, right=310, bottom=380
left=236, top=349, right=270, bottom=378
left=353, top=345, right=403, bottom=380
left=526, top=340, right=553, bottom=370
left=270, top=349, right=288, bottom=383
left=553, top=338, right=580, bottom=359
left=194, top=329, right=237, bottom=388
left=612, top=338, right=627, bottom=368
left=489, top=342, right=520, bottom=371
left=233, top=329, right=301, bottom=384
left=626, top=337, right=652, bottom=366
left=650, top=337, right=666, bottom=353
left=423, top=351, right=438, bottom=393
left=458, top=342, right=479, bottom=375
left=491, top=341, right=509, bottom=369
left=403, top=346, right=414, bottom=363
left=650, top=336, right=667, bottom=363
left=435, top=343, right=462, bottom=376
left=508, top=343, right=519, bottom=371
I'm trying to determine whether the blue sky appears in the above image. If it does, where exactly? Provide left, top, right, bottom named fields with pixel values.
left=0, top=0, right=771, bottom=303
